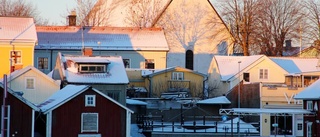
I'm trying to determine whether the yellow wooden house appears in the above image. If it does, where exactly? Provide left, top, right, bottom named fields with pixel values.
left=138, top=66, right=207, bottom=98
left=0, top=17, right=37, bottom=78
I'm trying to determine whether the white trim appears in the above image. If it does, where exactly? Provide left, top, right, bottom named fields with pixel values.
left=31, top=109, right=34, bottom=137
left=171, top=72, right=184, bottom=80
left=81, top=113, right=98, bottom=133
left=85, top=95, right=96, bottom=107
left=78, top=134, right=101, bottom=137
left=46, top=111, right=52, bottom=137
left=126, top=111, right=131, bottom=137
left=307, top=101, right=313, bottom=111
left=6, top=106, right=10, bottom=137
left=307, top=122, right=313, bottom=137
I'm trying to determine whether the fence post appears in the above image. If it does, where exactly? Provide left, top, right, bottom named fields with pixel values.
left=215, top=121, right=218, bottom=133
left=172, top=121, right=175, bottom=132
left=193, top=121, right=196, bottom=133
left=161, top=115, right=164, bottom=132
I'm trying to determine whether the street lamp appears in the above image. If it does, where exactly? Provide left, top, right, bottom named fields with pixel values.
left=238, top=61, right=241, bottom=137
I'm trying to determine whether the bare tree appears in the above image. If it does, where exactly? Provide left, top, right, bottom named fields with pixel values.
left=303, top=0, right=320, bottom=47
left=217, top=0, right=261, bottom=56
left=257, top=0, right=305, bottom=56
left=73, top=0, right=125, bottom=26
left=0, top=0, right=48, bottom=25
left=125, top=0, right=167, bottom=27
left=157, top=0, right=214, bottom=51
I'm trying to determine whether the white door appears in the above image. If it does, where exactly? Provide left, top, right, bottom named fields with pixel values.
left=307, top=122, right=313, bottom=137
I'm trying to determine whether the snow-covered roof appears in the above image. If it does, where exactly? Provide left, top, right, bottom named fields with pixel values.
left=270, top=57, right=319, bottom=73
left=142, top=66, right=207, bottom=77
left=295, top=79, right=320, bottom=100
left=61, top=54, right=129, bottom=84
left=231, top=108, right=311, bottom=115
left=197, top=96, right=231, bottom=105
left=36, top=26, right=169, bottom=51
left=3, top=65, right=60, bottom=86
left=126, top=99, right=147, bottom=105
left=0, top=17, right=37, bottom=43
left=38, top=85, right=133, bottom=114
left=214, top=55, right=264, bottom=81
left=0, top=82, right=39, bottom=111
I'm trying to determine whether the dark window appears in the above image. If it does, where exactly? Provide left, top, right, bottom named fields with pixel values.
left=38, top=57, right=48, bottom=69
left=243, top=73, right=250, bottom=82
left=123, top=59, right=130, bottom=68
left=145, top=59, right=155, bottom=69
left=186, top=50, right=193, bottom=70
left=79, top=64, right=106, bottom=73
left=11, top=51, right=22, bottom=65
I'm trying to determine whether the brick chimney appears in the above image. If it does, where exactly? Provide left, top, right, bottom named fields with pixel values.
left=83, top=47, right=93, bottom=56
left=68, top=10, right=77, bottom=26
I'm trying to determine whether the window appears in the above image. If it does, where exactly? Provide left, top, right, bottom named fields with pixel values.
left=123, top=59, right=130, bottom=68
left=259, top=69, right=268, bottom=79
left=81, top=113, right=98, bottom=132
left=243, top=73, right=250, bottom=82
left=307, top=101, right=313, bottom=111
left=10, top=51, right=22, bottom=65
left=38, top=57, right=48, bottom=69
left=145, top=59, right=154, bottom=69
left=172, top=72, right=184, bottom=80
left=79, top=64, right=106, bottom=73
left=25, top=77, right=35, bottom=89
left=85, top=95, right=96, bottom=107
left=297, top=123, right=302, bottom=130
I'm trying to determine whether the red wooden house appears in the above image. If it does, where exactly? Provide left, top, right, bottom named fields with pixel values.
left=37, top=85, right=133, bottom=137
left=295, top=79, right=320, bottom=137
left=0, top=82, right=39, bottom=137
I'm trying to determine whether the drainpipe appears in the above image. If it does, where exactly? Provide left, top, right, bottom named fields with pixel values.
left=147, top=76, right=152, bottom=97
left=203, top=76, right=208, bottom=99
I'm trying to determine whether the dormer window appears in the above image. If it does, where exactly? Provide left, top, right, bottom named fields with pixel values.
left=79, top=64, right=106, bottom=73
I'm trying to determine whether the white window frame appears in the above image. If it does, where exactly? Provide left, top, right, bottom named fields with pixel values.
left=25, top=77, right=35, bottom=89
left=81, top=113, right=98, bottom=132
left=10, top=50, right=22, bottom=65
left=78, top=134, right=101, bottom=137
left=79, top=64, right=106, bottom=73
left=307, top=122, right=313, bottom=137
left=85, top=95, right=96, bottom=107
left=307, top=101, right=313, bottom=111
left=259, top=69, right=268, bottom=80
left=172, top=72, right=184, bottom=80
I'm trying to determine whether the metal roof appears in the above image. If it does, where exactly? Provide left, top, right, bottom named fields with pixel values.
left=36, top=26, right=169, bottom=51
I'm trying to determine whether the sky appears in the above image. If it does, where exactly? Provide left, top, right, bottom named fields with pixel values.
left=26, top=0, right=77, bottom=25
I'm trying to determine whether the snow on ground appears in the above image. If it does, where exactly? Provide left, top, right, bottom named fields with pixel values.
left=131, top=124, right=146, bottom=137
left=151, top=117, right=258, bottom=133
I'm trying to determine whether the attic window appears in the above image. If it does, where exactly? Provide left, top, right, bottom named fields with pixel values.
left=85, top=95, right=96, bottom=107
left=79, top=64, right=106, bottom=73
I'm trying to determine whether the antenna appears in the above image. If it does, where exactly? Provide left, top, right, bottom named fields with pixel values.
left=81, top=26, right=84, bottom=55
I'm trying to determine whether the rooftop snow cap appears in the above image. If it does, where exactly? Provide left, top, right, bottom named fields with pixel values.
left=68, top=10, right=76, bottom=26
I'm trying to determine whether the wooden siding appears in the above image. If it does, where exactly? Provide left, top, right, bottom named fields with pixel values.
left=150, top=71, right=204, bottom=97
left=35, top=50, right=167, bottom=74
left=0, top=88, right=33, bottom=137
left=0, top=44, right=35, bottom=78
left=51, top=88, right=127, bottom=137
left=303, top=100, right=320, bottom=137
left=7, top=69, right=59, bottom=104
